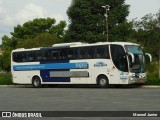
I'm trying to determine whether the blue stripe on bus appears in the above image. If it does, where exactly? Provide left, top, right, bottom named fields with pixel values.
left=40, top=69, right=70, bottom=82
left=40, top=61, right=71, bottom=82
left=13, top=62, right=88, bottom=71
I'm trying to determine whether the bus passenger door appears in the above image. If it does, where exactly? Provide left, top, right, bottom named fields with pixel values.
left=109, top=66, right=121, bottom=84
left=110, top=45, right=129, bottom=84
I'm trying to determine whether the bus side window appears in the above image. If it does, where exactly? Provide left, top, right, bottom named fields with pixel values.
left=35, top=51, right=42, bottom=61
left=47, top=50, right=52, bottom=61
left=74, top=49, right=78, bottom=59
left=46, top=49, right=59, bottom=61
left=77, top=48, right=87, bottom=59
left=35, top=51, right=47, bottom=61
left=27, top=52, right=35, bottom=62
left=21, top=52, right=27, bottom=62
left=14, top=52, right=28, bottom=62
left=13, top=52, right=22, bottom=62
left=52, top=50, right=59, bottom=60
left=68, top=49, right=75, bottom=60
left=87, top=47, right=94, bottom=59
left=95, top=45, right=110, bottom=59
left=43, top=51, right=48, bottom=61
left=95, top=47, right=102, bottom=58
left=60, top=49, right=68, bottom=60
left=95, top=47, right=105, bottom=58
left=104, top=46, right=110, bottom=59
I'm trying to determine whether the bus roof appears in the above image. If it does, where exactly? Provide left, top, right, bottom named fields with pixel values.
left=51, top=42, right=138, bottom=47
left=12, top=42, right=139, bottom=52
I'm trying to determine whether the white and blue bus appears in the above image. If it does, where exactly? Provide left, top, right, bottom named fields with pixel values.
left=11, top=42, right=152, bottom=88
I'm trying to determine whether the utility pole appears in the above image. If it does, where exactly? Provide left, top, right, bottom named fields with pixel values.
left=102, top=5, right=110, bottom=42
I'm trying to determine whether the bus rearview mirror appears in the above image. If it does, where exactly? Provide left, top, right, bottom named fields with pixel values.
left=127, top=52, right=135, bottom=63
left=145, top=53, right=152, bottom=63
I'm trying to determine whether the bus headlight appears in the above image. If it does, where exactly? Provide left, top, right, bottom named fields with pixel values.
left=129, top=77, right=135, bottom=83
left=129, top=76, right=133, bottom=80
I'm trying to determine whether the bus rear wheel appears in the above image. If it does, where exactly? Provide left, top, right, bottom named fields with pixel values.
left=97, top=76, right=109, bottom=88
left=32, top=77, right=42, bottom=88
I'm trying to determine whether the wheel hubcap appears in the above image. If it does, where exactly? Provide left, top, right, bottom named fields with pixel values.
left=34, top=79, right=40, bottom=87
left=100, top=79, right=107, bottom=85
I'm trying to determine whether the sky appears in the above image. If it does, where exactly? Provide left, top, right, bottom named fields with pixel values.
left=0, top=0, right=160, bottom=44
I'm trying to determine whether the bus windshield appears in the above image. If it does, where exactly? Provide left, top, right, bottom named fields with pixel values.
left=125, top=45, right=145, bottom=73
left=125, top=45, right=143, bottom=54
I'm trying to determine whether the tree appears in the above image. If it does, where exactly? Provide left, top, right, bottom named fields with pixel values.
left=18, top=33, right=61, bottom=48
left=1, top=35, right=18, bottom=50
left=0, top=36, right=17, bottom=71
left=65, top=0, right=131, bottom=43
left=0, top=48, right=12, bottom=72
left=11, top=18, right=66, bottom=40
left=133, top=10, right=160, bottom=78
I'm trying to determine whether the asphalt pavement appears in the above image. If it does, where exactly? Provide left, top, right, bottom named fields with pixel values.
left=0, top=85, right=160, bottom=120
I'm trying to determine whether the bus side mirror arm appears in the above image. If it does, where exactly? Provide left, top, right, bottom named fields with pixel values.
left=145, top=53, right=152, bottom=62
left=127, top=52, right=135, bottom=63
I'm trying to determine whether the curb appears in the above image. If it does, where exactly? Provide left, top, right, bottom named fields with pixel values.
left=0, top=85, right=33, bottom=88
left=141, top=85, right=160, bottom=88
left=0, top=85, right=160, bottom=88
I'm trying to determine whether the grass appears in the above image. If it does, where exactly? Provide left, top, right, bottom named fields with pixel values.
left=145, top=62, right=160, bottom=85
left=146, top=73, right=160, bottom=85
left=0, top=72, right=12, bottom=85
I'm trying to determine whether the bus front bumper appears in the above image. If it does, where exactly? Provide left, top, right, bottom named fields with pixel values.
left=128, top=77, right=146, bottom=84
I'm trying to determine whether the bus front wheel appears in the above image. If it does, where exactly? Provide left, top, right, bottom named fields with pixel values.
left=32, top=77, right=42, bottom=88
left=97, top=76, right=109, bottom=88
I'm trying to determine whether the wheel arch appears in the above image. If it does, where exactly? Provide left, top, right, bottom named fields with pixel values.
left=32, top=75, right=43, bottom=88
left=32, top=75, right=42, bottom=82
left=32, top=75, right=42, bottom=83
left=96, top=74, right=109, bottom=84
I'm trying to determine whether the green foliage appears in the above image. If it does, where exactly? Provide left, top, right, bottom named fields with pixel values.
left=0, top=56, right=3, bottom=71
left=0, top=36, right=15, bottom=71
left=146, top=61, right=160, bottom=85
left=49, top=21, right=67, bottom=38
left=18, top=33, right=61, bottom=49
left=133, top=12, right=160, bottom=58
left=1, top=35, right=18, bottom=50
left=146, top=61, right=159, bottom=79
left=11, top=18, right=66, bottom=40
left=65, top=0, right=131, bottom=43
left=145, top=80, right=160, bottom=85
left=0, top=48, right=12, bottom=72
left=0, top=73, right=12, bottom=85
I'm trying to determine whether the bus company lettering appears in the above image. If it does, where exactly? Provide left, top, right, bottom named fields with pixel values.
left=94, top=62, right=107, bottom=67
left=75, top=62, right=88, bottom=69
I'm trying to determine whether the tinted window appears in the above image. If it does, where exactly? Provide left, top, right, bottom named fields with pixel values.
left=60, top=49, right=68, bottom=60
left=13, top=52, right=24, bottom=62
left=68, top=49, right=75, bottom=59
left=35, top=50, right=47, bottom=61
left=47, top=50, right=59, bottom=61
left=110, top=45, right=128, bottom=72
left=95, top=45, right=110, bottom=59
left=27, top=52, right=35, bottom=62
left=87, top=47, right=94, bottom=59
left=13, top=45, right=110, bottom=62
left=77, top=47, right=87, bottom=59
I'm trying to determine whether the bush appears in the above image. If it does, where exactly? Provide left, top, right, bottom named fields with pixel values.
left=145, top=62, right=160, bottom=85
left=0, top=72, right=12, bottom=85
